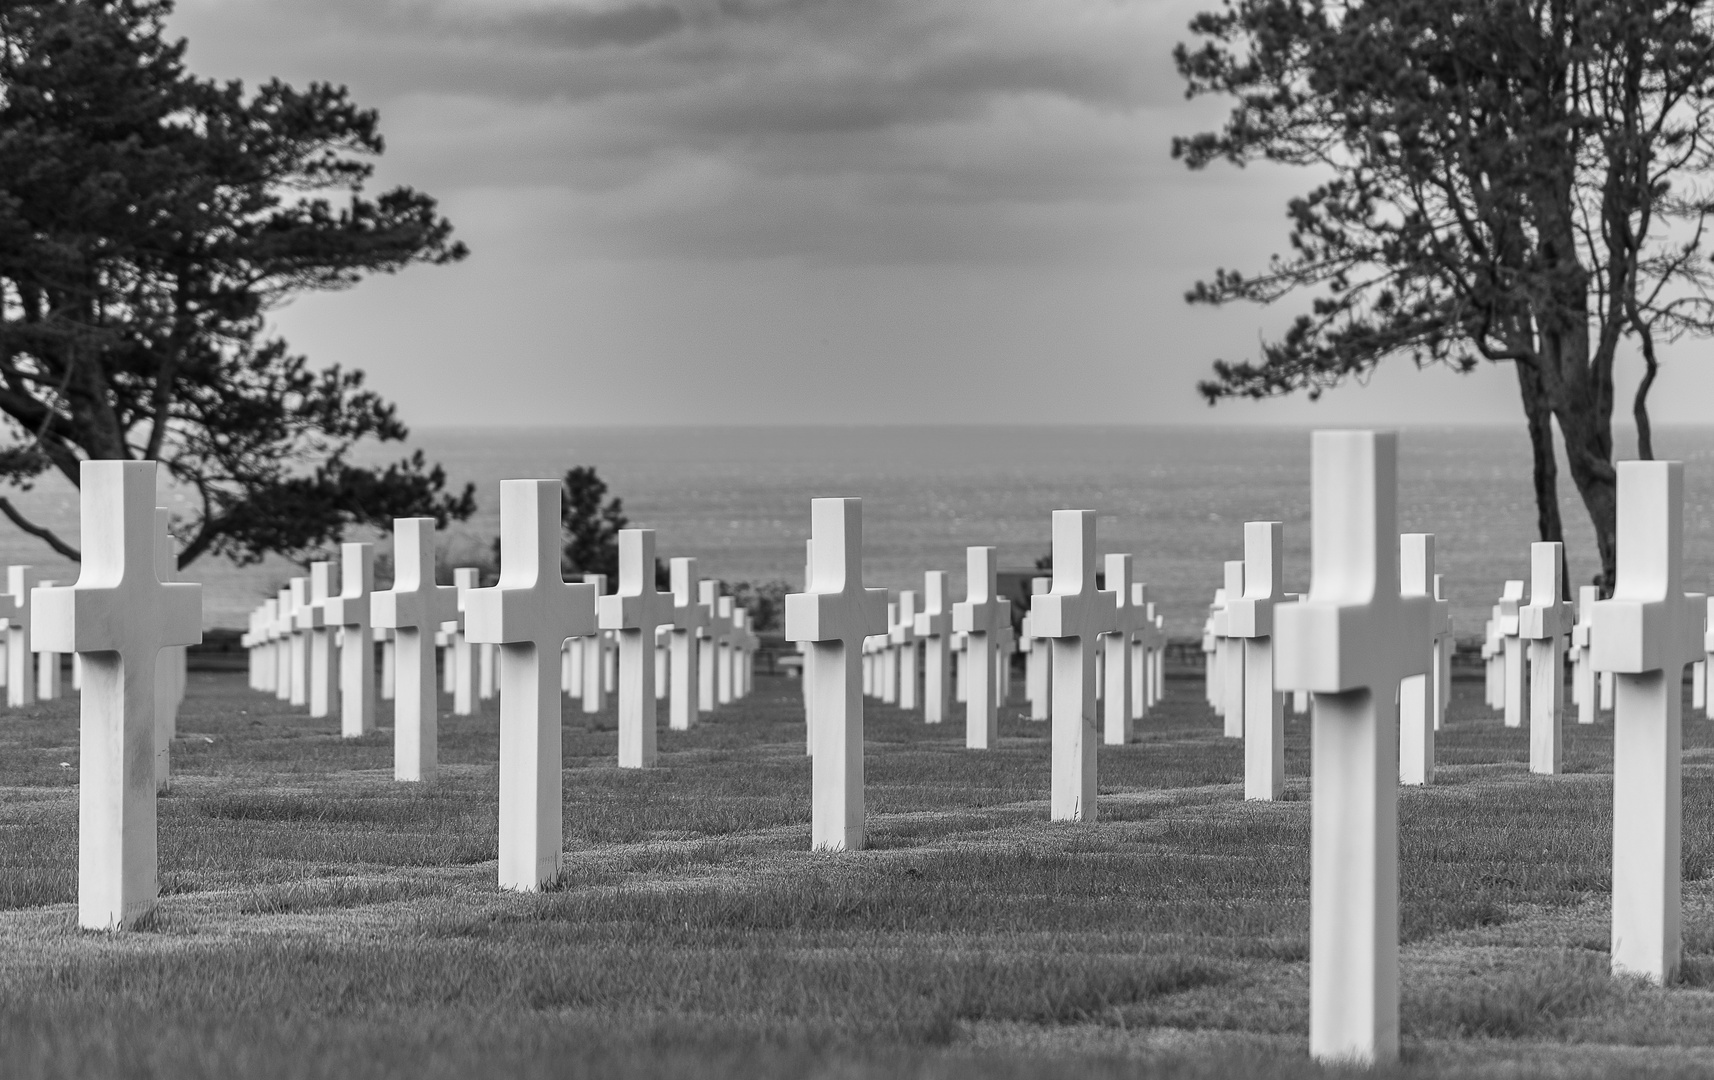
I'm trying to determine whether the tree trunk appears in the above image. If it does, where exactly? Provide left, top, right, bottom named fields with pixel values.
left=1514, top=358, right=1565, bottom=547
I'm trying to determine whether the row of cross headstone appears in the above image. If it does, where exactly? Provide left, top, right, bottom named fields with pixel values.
left=236, top=539, right=761, bottom=774
left=33, top=440, right=1708, bottom=1073
left=784, top=431, right=1706, bottom=1068
left=1197, top=522, right=1457, bottom=795
left=848, top=552, right=1169, bottom=753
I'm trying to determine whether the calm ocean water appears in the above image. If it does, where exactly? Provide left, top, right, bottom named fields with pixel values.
left=5, top=423, right=1714, bottom=637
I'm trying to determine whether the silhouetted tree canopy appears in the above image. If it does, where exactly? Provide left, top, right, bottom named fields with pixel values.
left=0, top=0, right=475, bottom=568
left=1176, top=0, right=1714, bottom=588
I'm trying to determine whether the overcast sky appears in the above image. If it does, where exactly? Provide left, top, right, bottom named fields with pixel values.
left=168, top=0, right=1703, bottom=433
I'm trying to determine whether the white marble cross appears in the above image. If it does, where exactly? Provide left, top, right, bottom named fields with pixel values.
left=1128, top=583, right=1155, bottom=722
left=716, top=594, right=736, bottom=705
left=300, top=560, right=338, bottom=720
left=465, top=480, right=597, bottom=890
left=287, top=577, right=310, bottom=707
left=31, top=582, right=59, bottom=700
left=1398, top=534, right=1440, bottom=786
left=667, top=557, right=706, bottom=732
left=914, top=571, right=952, bottom=724
left=994, top=598, right=1016, bottom=704
left=1519, top=541, right=1567, bottom=774
left=151, top=512, right=186, bottom=790
left=452, top=567, right=481, bottom=716
left=732, top=607, right=756, bottom=698
left=598, top=529, right=673, bottom=769
left=1202, top=592, right=1222, bottom=711
left=1029, top=511, right=1117, bottom=822
left=953, top=546, right=1003, bottom=749
left=892, top=590, right=919, bottom=711
left=1219, top=559, right=1245, bottom=737
left=1498, top=579, right=1526, bottom=727
left=6, top=565, right=37, bottom=706
left=1432, top=573, right=1452, bottom=730
left=1570, top=585, right=1597, bottom=725
left=323, top=542, right=376, bottom=738
left=580, top=573, right=607, bottom=714
left=1026, top=576, right=1052, bottom=720
left=785, top=498, right=886, bottom=851
left=697, top=579, right=722, bottom=713
left=1591, top=460, right=1705, bottom=983
left=371, top=519, right=457, bottom=781
left=271, top=586, right=293, bottom=701
left=1274, top=430, right=1429, bottom=1066
left=33, top=460, right=202, bottom=930
left=1101, top=554, right=1141, bottom=746
left=1229, top=522, right=1284, bottom=799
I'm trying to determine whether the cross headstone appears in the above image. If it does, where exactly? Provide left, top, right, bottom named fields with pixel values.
left=1128, top=583, right=1153, bottom=722
left=995, top=598, right=1016, bottom=704
left=1570, top=586, right=1596, bottom=725
left=1229, top=522, right=1284, bottom=799
left=1591, top=460, right=1704, bottom=983
left=697, top=579, right=723, bottom=713
left=1498, top=579, right=1526, bottom=727
left=34, top=580, right=60, bottom=700
left=914, top=570, right=952, bottom=724
left=716, top=595, right=737, bottom=705
left=1026, top=576, right=1052, bottom=720
left=580, top=573, right=607, bottom=714
left=1519, top=541, right=1567, bottom=774
left=271, top=587, right=293, bottom=701
left=1202, top=592, right=1222, bottom=710
left=378, top=627, right=396, bottom=701
left=6, top=565, right=38, bottom=706
left=1274, top=430, right=1430, bottom=1066
left=33, top=460, right=201, bottom=930
left=299, top=560, right=339, bottom=720
left=1029, top=511, right=1117, bottom=822
left=1219, top=560, right=1245, bottom=738
left=452, top=567, right=481, bottom=716
left=1101, top=554, right=1141, bottom=746
left=466, top=479, right=597, bottom=890
left=953, top=546, right=1003, bottom=749
left=371, top=519, right=457, bottom=781
left=322, top=542, right=376, bottom=738
left=892, top=590, right=919, bottom=711
left=667, top=557, right=706, bottom=732
left=1398, top=534, right=1441, bottom=786
left=151, top=511, right=186, bottom=790
left=732, top=607, right=757, bottom=698
left=1705, top=596, right=1714, bottom=722
left=1433, top=574, right=1452, bottom=730
left=598, top=529, right=673, bottom=769
left=784, top=497, right=886, bottom=850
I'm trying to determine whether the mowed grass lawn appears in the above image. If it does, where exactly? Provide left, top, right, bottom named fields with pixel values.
left=6, top=664, right=1714, bottom=1078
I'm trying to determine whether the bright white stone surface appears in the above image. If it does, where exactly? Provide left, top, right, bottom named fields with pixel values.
left=1519, top=542, right=1568, bottom=775
left=150, top=512, right=185, bottom=790
left=448, top=568, right=481, bottom=717
left=1101, top=554, right=1140, bottom=746
left=1591, top=460, right=1704, bottom=984
left=371, top=519, right=457, bottom=782
left=1499, top=579, right=1526, bottom=727
left=1026, top=576, right=1052, bottom=721
left=1571, top=586, right=1597, bottom=725
left=953, top=546, right=1003, bottom=750
left=1030, top=511, right=1117, bottom=823
left=1274, top=431, right=1429, bottom=1067
left=271, top=587, right=293, bottom=701
left=1229, top=522, right=1284, bottom=799
left=300, top=561, right=338, bottom=720
left=1432, top=574, right=1452, bottom=731
left=6, top=565, right=36, bottom=706
left=322, top=543, right=376, bottom=738
left=1219, top=560, right=1245, bottom=738
left=697, top=579, right=723, bottom=713
left=465, top=480, right=597, bottom=890
left=34, top=580, right=60, bottom=701
left=581, top=574, right=607, bottom=714
left=914, top=571, right=952, bottom=725
left=716, top=595, right=736, bottom=705
left=1398, top=534, right=1439, bottom=787
left=668, top=557, right=706, bottom=733
left=1706, top=597, right=1714, bottom=722
left=892, top=590, right=918, bottom=711
left=34, top=460, right=202, bottom=930
left=598, top=530, right=674, bottom=769
left=785, top=498, right=886, bottom=851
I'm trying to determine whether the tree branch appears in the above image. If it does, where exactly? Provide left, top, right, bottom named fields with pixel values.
left=0, top=495, right=79, bottom=561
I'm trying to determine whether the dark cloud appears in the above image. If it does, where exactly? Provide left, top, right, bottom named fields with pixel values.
left=503, top=3, right=686, bottom=48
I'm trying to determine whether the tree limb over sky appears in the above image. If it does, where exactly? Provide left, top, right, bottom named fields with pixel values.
left=0, top=0, right=475, bottom=569
left=1176, top=0, right=1714, bottom=589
